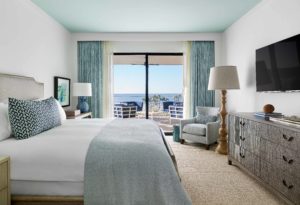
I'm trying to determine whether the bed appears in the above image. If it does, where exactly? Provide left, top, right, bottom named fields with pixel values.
left=0, top=73, right=191, bottom=205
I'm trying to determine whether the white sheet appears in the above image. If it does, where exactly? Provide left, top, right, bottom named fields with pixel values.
left=0, top=119, right=112, bottom=184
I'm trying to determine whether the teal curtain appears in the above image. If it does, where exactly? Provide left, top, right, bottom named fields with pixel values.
left=190, top=41, right=215, bottom=116
left=78, top=41, right=103, bottom=118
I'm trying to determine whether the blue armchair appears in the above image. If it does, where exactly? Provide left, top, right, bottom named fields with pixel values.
left=180, top=106, right=220, bottom=150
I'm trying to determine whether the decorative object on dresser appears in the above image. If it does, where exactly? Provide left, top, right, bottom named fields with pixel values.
left=254, top=112, right=283, bottom=121
left=0, top=156, right=10, bottom=205
left=208, top=66, right=240, bottom=155
left=228, top=113, right=300, bottom=205
left=54, top=77, right=71, bottom=107
left=73, top=83, right=92, bottom=113
left=263, top=104, right=275, bottom=113
left=67, top=112, right=92, bottom=119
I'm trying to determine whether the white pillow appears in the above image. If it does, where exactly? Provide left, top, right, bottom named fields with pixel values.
left=55, top=99, right=67, bottom=122
left=0, top=103, right=11, bottom=140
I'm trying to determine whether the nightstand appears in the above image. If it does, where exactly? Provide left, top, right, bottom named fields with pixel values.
left=67, top=112, right=92, bottom=119
left=0, top=157, right=10, bottom=205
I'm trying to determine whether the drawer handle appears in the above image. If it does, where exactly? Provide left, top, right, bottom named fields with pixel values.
left=282, top=155, right=287, bottom=161
left=239, top=121, right=245, bottom=126
left=282, top=134, right=294, bottom=141
left=282, top=180, right=294, bottom=189
left=239, top=152, right=245, bottom=158
left=282, top=156, right=294, bottom=164
left=239, top=136, right=246, bottom=141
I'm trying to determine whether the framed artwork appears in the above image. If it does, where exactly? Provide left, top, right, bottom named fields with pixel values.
left=54, top=76, right=70, bottom=107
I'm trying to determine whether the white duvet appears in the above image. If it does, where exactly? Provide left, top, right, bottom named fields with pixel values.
left=0, top=119, right=112, bottom=182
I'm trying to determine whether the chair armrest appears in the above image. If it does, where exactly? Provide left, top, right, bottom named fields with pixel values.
left=206, top=121, right=220, bottom=145
left=179, top=118, right=195, bottom=139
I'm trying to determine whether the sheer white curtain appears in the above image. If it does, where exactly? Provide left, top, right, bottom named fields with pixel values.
left=102, top=42, right=114, bottom=118
left=183, top=41, right=191, bottom=119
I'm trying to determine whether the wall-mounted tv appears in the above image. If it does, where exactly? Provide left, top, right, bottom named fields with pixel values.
left=256, top=34, right=300, bottom=92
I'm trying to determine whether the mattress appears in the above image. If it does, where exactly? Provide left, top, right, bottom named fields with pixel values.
left=11, top=180, right=83, bottom=196
left=0, top=118, right=112, bottom=195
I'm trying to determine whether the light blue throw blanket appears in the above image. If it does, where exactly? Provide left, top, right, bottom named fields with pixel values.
left=84, top=119, right=191, bottom=205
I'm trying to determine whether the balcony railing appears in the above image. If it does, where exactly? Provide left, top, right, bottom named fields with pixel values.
left=114, top=105, right=137, bottom=118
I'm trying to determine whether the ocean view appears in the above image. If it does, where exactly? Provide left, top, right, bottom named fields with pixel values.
left=114, top=93, right=183, bottom=104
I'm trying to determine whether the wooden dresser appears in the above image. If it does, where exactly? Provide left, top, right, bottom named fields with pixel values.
left=0, top=156, right=10, bottom=205
left=228, top=113, right=300, bottom=205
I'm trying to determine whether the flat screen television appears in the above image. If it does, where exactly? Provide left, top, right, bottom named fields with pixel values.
left=256, top=34, right=300, bottom=92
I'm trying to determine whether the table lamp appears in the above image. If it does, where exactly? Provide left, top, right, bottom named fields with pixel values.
left=73, top=83, right=92, bottom=113
left=208, top=66, right=240, bottom=155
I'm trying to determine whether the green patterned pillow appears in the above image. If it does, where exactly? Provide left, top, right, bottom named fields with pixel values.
left=8, top=97, right=61, bottom=140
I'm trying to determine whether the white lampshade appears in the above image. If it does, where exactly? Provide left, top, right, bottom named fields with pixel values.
left=73, top=83, right=92, bottom=96
left=208, top=66, right=240, bottom=90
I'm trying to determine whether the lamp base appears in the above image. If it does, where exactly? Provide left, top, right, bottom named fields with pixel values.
left=216, top=90, right=228, bottom=155
left=77, top=96, right=89, bottom=113
left=216, top=128, right=228, bottom=155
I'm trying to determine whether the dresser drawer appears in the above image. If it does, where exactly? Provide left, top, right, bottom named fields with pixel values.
left=260, top=159, right=272, bottom=185
left=259, top=140, right=300, bottom=179
left=228, top=115, right=241, bottom=144
left=267, top=125, right=300, bottom=152
left=259, top=138, right=280, bottom=163
left=239, top=148, right=257, bottom=174
left=270, top=170, right=300, bottom=205
left=277, top=146, right=300, bottom=180
left=0, top=161, right=8, bottom=190
left=243, top=132, right=260, bottom=156
left=0, top=188, right=8, bottom=205
left=266, top=125, right=282, bottom=144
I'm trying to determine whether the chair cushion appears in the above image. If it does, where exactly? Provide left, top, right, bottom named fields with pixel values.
left=183, top=123, right=206, bottom=136
left=195, top=115, right=217, bottom=124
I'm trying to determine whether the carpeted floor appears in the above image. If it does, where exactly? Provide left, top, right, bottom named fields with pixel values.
left=166, top=137, right=285, bottom=205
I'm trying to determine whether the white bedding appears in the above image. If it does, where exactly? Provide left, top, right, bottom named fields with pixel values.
left=0, top=118, right=112, bottom=195
left=11, top=180, right=83, bottom=195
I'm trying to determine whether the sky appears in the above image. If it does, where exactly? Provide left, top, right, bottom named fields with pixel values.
left=114, top=64, right=183, bottom=94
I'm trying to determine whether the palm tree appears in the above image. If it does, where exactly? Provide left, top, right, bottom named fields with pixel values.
left=173, top=94, right=182, bottom=102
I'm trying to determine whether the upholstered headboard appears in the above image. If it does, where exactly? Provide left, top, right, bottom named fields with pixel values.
left=0, top=73, right=44, bottom=103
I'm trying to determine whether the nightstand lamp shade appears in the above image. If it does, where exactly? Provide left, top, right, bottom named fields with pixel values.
left=207, top=66, right=240, bottom=155
left=73, top=83, right=92, bottom=113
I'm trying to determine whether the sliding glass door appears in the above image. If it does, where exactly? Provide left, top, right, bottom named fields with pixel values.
left=148, top=55, right=183, bottom=133
left=113, top=53, right=183, bottom=133
left=113, top=55, right=146, bottom=119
